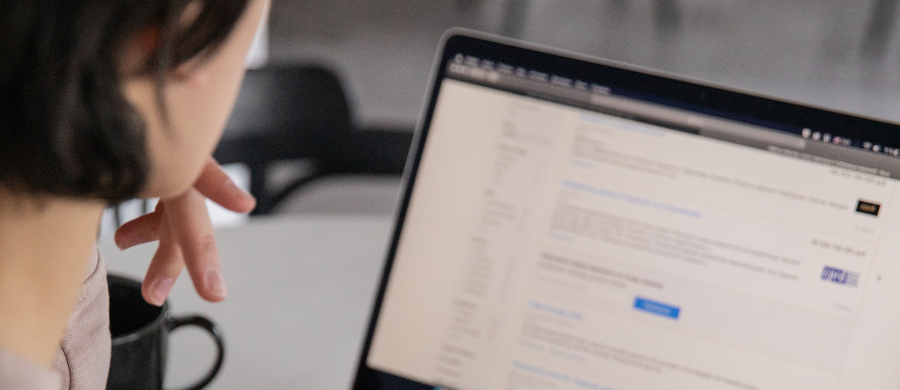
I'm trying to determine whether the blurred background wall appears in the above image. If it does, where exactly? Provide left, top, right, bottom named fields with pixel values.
left=269, top=0, right=900, bottom=127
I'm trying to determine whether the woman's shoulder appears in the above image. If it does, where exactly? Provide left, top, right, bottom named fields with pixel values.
left=52, top=248, right=111, bottom=390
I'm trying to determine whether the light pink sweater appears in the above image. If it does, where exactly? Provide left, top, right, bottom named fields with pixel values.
left=0, top=248, right=111, bottom=390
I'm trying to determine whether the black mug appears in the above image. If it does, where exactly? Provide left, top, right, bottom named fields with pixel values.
left=106, top=274, right=225, bottom=390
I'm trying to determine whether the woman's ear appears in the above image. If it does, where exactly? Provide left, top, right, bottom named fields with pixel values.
left=119, top=28, right=159, bottom=78
left=122, top=1, right=206, bottom=84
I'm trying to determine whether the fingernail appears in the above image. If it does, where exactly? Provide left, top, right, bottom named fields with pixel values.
left=205, top=268, right=227, bottom=299
left=150, top=278, right=175, bottom=306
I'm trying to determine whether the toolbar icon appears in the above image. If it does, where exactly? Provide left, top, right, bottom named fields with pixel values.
left=801, top=128, right=812, bottom=138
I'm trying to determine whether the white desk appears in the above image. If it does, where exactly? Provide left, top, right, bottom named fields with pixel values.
left=99, top=215, right=394, bottom=390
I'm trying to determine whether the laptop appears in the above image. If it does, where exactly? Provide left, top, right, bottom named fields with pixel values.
left=351, top=29, right=900, bottom=390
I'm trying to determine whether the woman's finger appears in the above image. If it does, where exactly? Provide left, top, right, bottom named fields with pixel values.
left=193, top=157, right=256, bottom=214
left=114, top=210, right=163, bottom=250
left=141, top=206, right=185, bottom=306
left=165, top=187, right=227, bottom=302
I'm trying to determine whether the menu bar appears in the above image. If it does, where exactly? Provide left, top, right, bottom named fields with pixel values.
left=445, top=55, right=900, bottom=179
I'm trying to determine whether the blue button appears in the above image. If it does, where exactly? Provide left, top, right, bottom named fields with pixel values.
left=634, top=297, right=680, bottom=319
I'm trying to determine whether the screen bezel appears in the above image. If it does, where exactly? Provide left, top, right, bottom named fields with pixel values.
left=350, top=29, right=900, bottom=390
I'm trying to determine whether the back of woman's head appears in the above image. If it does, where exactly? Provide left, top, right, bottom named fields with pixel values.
left=0, top=0, right=249, bottom=203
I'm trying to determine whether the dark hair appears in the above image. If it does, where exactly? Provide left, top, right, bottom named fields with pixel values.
left=0, top=0, right=250, bottom=203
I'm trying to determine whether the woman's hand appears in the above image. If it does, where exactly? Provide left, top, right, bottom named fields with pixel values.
left=113, top=158, right=256, bottom=306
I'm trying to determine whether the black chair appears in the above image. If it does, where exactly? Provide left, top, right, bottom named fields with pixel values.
left=214, top=65, right=413, bottom=215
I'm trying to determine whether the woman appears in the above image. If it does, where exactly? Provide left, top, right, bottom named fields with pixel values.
left=0, top=0, right=269, bottom=388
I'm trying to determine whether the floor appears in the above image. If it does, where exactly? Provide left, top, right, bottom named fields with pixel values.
left=268, top=0, right=900, bottom=128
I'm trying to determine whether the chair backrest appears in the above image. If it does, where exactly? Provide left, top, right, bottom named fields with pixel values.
left=215, top=65, right=354, bottom=169
left=213, top=64, right=417, bottom=215
left=214, top=65, right=356, bottom=213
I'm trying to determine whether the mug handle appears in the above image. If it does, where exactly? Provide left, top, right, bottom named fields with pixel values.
left=165, top=315, right=225, bottom=390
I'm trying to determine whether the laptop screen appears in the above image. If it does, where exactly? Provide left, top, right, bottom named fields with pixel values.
left=354, top=32, right=900, bottom=390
